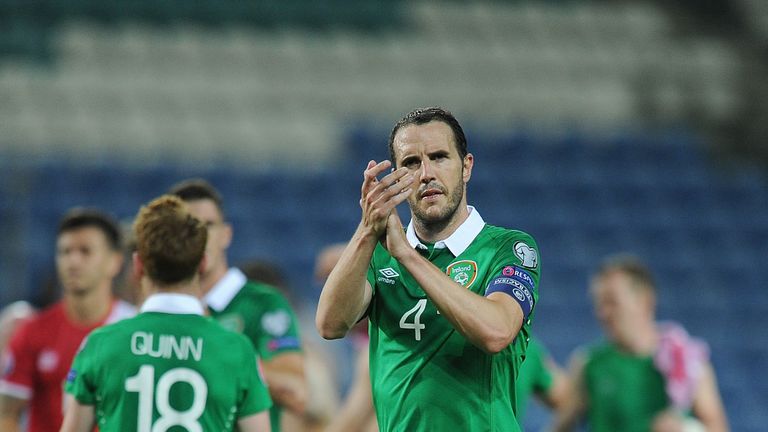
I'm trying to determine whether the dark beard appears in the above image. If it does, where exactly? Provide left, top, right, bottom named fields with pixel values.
left=410, top=179, right=465, bottom=235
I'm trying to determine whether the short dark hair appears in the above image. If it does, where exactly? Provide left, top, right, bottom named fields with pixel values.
left=58, top=208, right=122, bottom=251
left=388, top=107, right=468, bottom=164
left=594, top=253, right=656, bottom=293
left=168, top=178, right=224, bottom=216
left=133, top=195, right=207, bottom=285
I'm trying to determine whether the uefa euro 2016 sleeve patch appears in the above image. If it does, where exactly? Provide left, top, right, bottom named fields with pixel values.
left=485, top=272, right=535, bottom=318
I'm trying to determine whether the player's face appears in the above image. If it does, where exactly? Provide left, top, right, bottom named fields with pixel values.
left=590, top=271, right=649, bottom=343
left=184, top=199, right=231, bottom=277
left=393, top=121, right=473, bottom=226
left=56, top=227, right=121, bottom=296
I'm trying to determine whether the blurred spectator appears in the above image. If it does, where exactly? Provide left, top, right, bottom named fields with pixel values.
left=0, top=208, right=135, bottom=432
left=170, top=178, right=307, bottom=432
left=552, top=254, right=729, bottom=432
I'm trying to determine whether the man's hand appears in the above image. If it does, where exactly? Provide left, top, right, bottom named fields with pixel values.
left=360, top=160, right=414, bottom=237
left=383, top=212, right=412, bottom=260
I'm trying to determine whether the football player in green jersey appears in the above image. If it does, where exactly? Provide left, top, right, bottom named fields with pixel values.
left=515, top=336, right=569, bottom=424
left=169, top=179, right=306, bottom=432
left=317, top=107, right=541, bottom=431
left=552, top=254, right=729, bottom=432
left=61, top=195, right=272, bottom=432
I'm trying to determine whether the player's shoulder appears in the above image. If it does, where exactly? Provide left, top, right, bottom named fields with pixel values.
left=205, top=318, right=256, bottom=350
left=582, top=340, right=616, bottom=362
left=240, top=280, right=291, bottom=304
left=482, top=224, right=537, bottom=245
left=13, top=302, right=63, bottom=338
left=86, top=315, right=138, bottom=340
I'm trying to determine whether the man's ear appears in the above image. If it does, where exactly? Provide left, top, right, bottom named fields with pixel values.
left=198, top=255, right=207, bottom=275
left=132, top=252, right=144, bottom=279
left=463, top=153, right=474, bottom=183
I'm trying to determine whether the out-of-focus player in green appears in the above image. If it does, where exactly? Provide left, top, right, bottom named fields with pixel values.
left=60, top=195, right=272, bottom=432
left=170, top=179, right=306, bottom=432
left=316, top=107, right=540, bottom=431
left=552, top=254, right=729, bottom=432
left=515, top=335, right=569, bottom=424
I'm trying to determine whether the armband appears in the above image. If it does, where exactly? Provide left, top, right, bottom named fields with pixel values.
left=485, top=276, right=534, bottom=318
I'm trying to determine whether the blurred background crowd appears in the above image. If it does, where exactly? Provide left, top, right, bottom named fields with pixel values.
left=0, top=0, right=766, bottom=430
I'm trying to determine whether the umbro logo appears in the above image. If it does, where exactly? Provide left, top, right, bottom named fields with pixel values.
left=379, top=268, right=400, bottom=278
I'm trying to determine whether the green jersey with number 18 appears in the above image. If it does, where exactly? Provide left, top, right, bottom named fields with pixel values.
left=366, top=207, right=540, bottom=432
left=65, top=293, right=272, bottom=432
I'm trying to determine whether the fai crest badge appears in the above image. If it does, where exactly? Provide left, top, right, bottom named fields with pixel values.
left=446, top=260, right=478, bottom=288
left=218, top=314, right=245, bottom=333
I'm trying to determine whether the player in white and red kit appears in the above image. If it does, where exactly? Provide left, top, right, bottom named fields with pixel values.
left=0, top=208, right=134, bottom=432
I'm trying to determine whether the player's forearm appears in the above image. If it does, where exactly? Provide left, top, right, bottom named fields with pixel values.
left=0, top=417, right=20, bottom=432
left=316, top=224, right=377, bottom=339
left=263, top=354, right=307, bottom=415
left=0, top=394, right=25, bottom=432
left=396, top=249, right=522, bottom=354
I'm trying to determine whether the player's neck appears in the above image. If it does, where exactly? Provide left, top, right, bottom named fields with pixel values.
left=64, top=284, right=113, bottom=325
left=618, top=320, right=658, bottom=355
left=150, top=282, right=203, bottom=300
left=413, top=204, right=470, bottom=244
left=200, top=264, right=228, bottom=296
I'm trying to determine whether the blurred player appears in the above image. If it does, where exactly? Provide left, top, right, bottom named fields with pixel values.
left=316, top=107, right=540, bottom=431
left=552, top=254, right=729, bottom=432
left=0, top=301, right=36, bottom=356
left=515, top=335, right=569, bottom=425
left=170, top=179, right=306, bottom=432
left=315, top=243, right=377, bottom=432
left=0, top=209, right=134, bottom=432
left=241, top=258, right=339, bottom=432
left=61, top=195, right=272, bottom=432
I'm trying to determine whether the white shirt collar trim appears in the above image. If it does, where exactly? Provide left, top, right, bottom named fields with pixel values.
left=405, top=206, right=485, bottom=256
left=140, top=293, right=205, bottom=315
left=204, top=268, right=246, bottom=312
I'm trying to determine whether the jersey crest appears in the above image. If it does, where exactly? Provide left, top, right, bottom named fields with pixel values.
left=217, top=313, right=245, bottom=333
left=446, top=260, right=478, bottom=288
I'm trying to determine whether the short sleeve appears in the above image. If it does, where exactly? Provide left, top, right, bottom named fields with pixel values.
left=0, top=321, right=35, bottom=400
left=237, top=338, right=273, bottom=417
left=63, top=335, right=97, bottom=405
left=484, top=233, right=541, bottom=319
left=248, top=293, right=302, bottom=361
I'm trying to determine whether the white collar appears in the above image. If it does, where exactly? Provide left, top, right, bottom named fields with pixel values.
left=204, top=268, right=246, bottom=312
left=406, top=206, right=485, bottom=256
left=140, top=293, right=205, bottom=315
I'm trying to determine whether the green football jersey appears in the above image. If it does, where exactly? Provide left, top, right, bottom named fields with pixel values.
left=515, top=336, right=555, bottom=422
left=583, top=343, right=669, bottom=432
left=366, top=209, right=540, bottom=432
left=205, top=268, right=302, bottom=432
left=65, top=293, right=272, bottom=432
